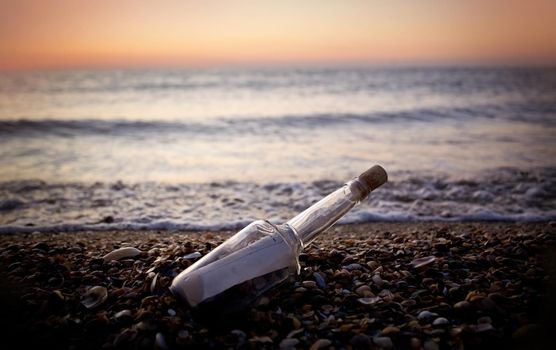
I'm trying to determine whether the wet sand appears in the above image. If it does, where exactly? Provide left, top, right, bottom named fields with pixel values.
left=0, top=222, right=555, bottom=349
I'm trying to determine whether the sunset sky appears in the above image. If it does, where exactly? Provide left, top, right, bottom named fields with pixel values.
left=1, top=0, right=555, bottom=70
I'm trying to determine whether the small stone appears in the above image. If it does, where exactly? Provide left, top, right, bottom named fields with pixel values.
left=477, top=316, right=492, bottom=324
left=154, top=333, right=168, bottom=350
left=32, top=242, right=49, bottom=251
left=313, top=272, right=327, bottom=289
left=340, top=324, right=354, bottom=332
left=344, top=263, right=363, bottom=270
left=475, top=323, right=494, bottom=332
left=453, top=300, right=471, bottom=311
left=280, top=338, right=300, bottom=349
left=302, top=280, right=317, bottom=288
left=373, top=336, right=394, bottom=349
left=423, top=339, right=439, bottom=350
left=432, top=317, right=449, bottom=326
left=355, top=285, right=372, bottom=297
left=410, top=337, right=422, bottom=350
left=372, top=274, right=383, bottom=286
left=250, top=336, right=273, bottom=343
left=417, top=310, right=438, bottom=321
left=512, top=324, right=541, bottom=339
left=351, top=334, right=371, bottom=349
left=231, top=329, right=247, bottom=342
left=176, top=330, right=190, bottom=346
left=382, top=326, right=400, bottom=335
left=167, top=309, right=176, bottom=316
left=290, top=317, right=301, bottom=329
left=310, top=338, right=332, bottom=350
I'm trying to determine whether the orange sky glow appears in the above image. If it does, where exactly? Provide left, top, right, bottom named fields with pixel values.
left=0, top=0, right=555, bottom=70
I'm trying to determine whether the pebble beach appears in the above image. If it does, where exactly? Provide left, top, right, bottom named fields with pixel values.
left=1, top=222, right=554, bottom=349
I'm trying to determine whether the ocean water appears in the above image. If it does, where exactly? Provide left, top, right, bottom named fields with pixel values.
left=0, top=66, right=555, bottom=231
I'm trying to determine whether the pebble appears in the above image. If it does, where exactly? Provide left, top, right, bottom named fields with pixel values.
left=475, top=323, right=494, bottom=332
left=453, top=300, right=471, bottom=311
left=417, top=310, right=438, bottom=321
left=313, top=272, right=326, bottom=289
left=410, top=337, right=421, bottom=350
left=355, top=285, right=372, bottom=297
left=382, top=326, right=400, bottom=335
left=432, top=317, right=449, bottom=326
left=0, top=222, right=550, bottom=349
left=373, top=336, right=394, bottom=349
left=351, top=334, right=371, bottom=349
left=250, top=336, right=273, bottom=343
left=310, top=338, right=332, bottom=350
left=280, top=338, right=300, bottom=349
left=154, top=332, right=168, bottom=350
left=372, top=274, right=383, bottom=286
left=343, top=263, right=363, bottom=270
left=423, top=339, right=439, bottom=350
left=231, top=329, right=247, bottom=342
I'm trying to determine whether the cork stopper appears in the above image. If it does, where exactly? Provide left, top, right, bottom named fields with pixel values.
left=358, top=165, right=388, bottom=191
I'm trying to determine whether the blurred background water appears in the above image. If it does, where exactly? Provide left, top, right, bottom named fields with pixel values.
left=1, top=66, right=555, bottom=230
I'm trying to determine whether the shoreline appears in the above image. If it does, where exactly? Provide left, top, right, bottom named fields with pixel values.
left=1, top=222, right=554, bottom=349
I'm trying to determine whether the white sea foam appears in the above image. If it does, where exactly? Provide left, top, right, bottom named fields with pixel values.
left=1, top=167, right=554, bottom=233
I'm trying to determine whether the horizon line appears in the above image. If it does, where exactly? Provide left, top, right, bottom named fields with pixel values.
left=2, top=57, right=556, bottom=72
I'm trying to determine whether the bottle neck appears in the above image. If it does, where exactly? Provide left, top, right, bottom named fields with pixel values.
left=286, top=179, right=371, bottom=246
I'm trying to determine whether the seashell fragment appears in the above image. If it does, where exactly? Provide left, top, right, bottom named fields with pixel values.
left=409, top=256, right=436, bottom=269
left=114, top=309, right=133, bottom=321
left=81, top=286, right=108, bottom=309
left=150, top=273, right=159, bottom=293
left=357, top=297, right=381, bottom=306
left=103, top=247, right=141, bottom=262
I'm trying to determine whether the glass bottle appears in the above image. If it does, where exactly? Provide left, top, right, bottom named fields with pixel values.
left=170, top=165, right=387, bottom=315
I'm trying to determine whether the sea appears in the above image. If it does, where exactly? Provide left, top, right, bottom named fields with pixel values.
left=0, top=66, right=555, bottom=232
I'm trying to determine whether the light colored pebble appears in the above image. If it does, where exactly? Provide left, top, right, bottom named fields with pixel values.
left=373, top=336, right=394, bottom=349
left=432, top=317, right=449, bottom=326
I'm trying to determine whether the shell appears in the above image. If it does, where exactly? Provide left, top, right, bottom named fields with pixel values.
left=103, top=247, right=141, bottom=262
left=409, top=256, right=436, bottom=269
left=357, top=296, right=381, bottom=305
left=150, top=273, right=159, bottom=293
left=81, top=286, right=108, bottom=309
left=114, top=309, right=133, bottom=321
